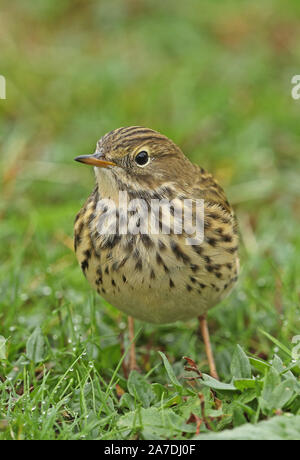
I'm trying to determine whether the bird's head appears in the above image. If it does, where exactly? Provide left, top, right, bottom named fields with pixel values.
left=75, top=127, right=193, bottom=193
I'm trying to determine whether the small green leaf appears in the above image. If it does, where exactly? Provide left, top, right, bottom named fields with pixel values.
left=151, top=383, right=168, bottom=402
left=232, top=405, right=248, bottom=427
left=249, top=357, right=271, bottom=373
left=158, top=352, right=182, bottom=390
left=237, top=388, right=257, bottom=405
left=261, top=367, right=280, bottom=407
left=201, top=374, right=237, bottom=391
left=234, top=401, right=256, bottom=417
left=260, top=368, right=295, bottom=413
left=118, top=407, right=195, bottom=439
left=261, top=376, right=295, bottom=413
left=231, top=345, right=251, bottom=379
left=272, top=355, right=285, bottom=373
left=26, top=327, right=47, bottom=363
left=234, top=378, right=261, bottom=391
left=272, top=379, right=295, bottom=409
left=127, top=370, right=155, bottom=408
left=0, top=336, right=6, bottom=360
left=161, top=393, right=182, bottom=408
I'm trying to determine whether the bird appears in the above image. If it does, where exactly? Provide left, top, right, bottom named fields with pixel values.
left=74, top=126, right=239, bottom=379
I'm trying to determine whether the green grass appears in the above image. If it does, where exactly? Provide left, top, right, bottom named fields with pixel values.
left=0, top=0, right=300, bottom=440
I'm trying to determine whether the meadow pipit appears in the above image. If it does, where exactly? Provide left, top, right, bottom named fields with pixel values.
left=74, top=127, right=239, bottom=379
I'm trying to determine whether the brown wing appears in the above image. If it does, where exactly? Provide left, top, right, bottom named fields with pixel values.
left=191, top=164, right=232, bottom=215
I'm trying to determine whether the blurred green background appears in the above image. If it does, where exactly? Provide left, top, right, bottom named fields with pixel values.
left=0, top=0, right=300, bottom=376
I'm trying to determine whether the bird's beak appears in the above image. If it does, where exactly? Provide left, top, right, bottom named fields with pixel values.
left=74, top=153, right=116, bottom=168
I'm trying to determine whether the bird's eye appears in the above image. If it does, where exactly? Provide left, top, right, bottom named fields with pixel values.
left=135, top=151, right=149, bottom=166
